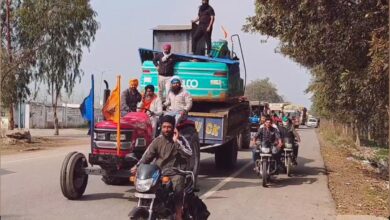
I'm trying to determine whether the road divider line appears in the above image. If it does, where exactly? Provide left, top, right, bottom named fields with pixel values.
left=200, top=160, right=253, bottom=200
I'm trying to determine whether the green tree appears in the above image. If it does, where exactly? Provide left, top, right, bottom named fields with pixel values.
left=244, top=0, right=388, bottom=145
left=245, top=78, right=284, bottom=102
left=17, top=0, right=98, bottom=135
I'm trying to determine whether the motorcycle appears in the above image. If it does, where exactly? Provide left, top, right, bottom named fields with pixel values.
left=254, top=141, right=280, bottom=187
left=281, top=138, right=294, bottom=177
left=129, top=164, right=209, bottom=220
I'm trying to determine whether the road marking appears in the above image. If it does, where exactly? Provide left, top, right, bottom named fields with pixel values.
left=200, top=160, right=253, bottom=200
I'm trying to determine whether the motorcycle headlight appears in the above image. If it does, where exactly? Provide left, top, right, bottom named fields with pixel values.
left=261, top=147, right=270, bottom=154
left=135, top=178, right=154, bottom=192
left=285, top=143, right=293, bottom=149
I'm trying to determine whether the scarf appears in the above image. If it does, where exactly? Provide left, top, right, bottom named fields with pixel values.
left=162, top=52, right=172, bottom=62
left=142, top=94, right=157, bottom=112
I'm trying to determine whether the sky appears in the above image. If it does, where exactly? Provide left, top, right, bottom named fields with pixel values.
left=70, top=0, right=312, bottom=107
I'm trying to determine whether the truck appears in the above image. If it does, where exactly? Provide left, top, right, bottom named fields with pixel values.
left=249, top=101, right=265, bottom=135
left=139, top=24, right=251, bottom=169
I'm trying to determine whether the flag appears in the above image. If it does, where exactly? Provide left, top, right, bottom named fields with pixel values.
left=101, top=76, right=121, bottom=155
left=80, top=77, right=94, bottom=122
left=79, top=75, right=94, bottom=142
left=102, top=76, right=121, bottom=123
left=221, top=25, right=228, bottom=39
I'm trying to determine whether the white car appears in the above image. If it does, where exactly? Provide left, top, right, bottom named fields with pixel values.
left=306, top=118, right=318, bottom=128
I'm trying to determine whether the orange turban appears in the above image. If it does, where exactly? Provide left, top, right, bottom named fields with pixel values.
left=129, top=79, right=139, bottom=87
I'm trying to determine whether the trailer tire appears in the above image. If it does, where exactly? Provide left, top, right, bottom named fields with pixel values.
left=62, top=152, right=88, bottom=200
left=215, top=137, right=238, bottom=169
left=238, top=126, right=251, bottom=150
left=181, top=126, right=200, bottom=187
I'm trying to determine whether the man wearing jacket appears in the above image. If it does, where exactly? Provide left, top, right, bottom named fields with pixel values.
left=164, top=76, right=193, bottom=125
left=131, top=115, right=192, bottom=220
left=153, top=44, right=180, bottom=100
left=120, top=79, right=142, bottom=116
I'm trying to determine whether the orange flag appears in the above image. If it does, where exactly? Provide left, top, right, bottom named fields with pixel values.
left=102, top=76, right=121, bottom=123
left=221, top=25, right=228, bottom=39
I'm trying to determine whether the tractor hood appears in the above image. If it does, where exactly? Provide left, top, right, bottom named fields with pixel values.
left=95, top=112, right=151, bottom=130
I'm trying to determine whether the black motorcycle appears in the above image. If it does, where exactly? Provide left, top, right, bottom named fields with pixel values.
left=254, top=141, right=280, bottom=187
left=129, top=164, right=209, bottom=220
left=281, top=138, right=294, bottom=177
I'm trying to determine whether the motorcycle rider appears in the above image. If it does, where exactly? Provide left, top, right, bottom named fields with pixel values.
left=164, top=76, right=193, bottom=125
left=138, top=84, right=163, bottom=137
left=281, top=117, right=301, bottom=165
left=131, top=115, right=192, bottom=220
left=253, top=116, right=283, bottom=171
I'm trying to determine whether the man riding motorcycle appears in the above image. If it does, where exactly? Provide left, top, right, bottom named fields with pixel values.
left=280, top=116, right=301, bottom=165
left=131, top=115, right=192, bottom=220
left=164, top=76, right=193, bottom=125
left=253, top=116, right=283, bottom=171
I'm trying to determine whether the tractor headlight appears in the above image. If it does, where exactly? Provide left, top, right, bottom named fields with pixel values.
left=135, top=178, right=153, bottom=192
left=94, top=132, right=106, bottom=141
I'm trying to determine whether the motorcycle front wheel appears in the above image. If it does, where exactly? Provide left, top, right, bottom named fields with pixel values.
left=261, top=160, right=268, bottom=187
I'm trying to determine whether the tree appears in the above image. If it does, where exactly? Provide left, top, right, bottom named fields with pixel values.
left=245, top=78, right=284, bottom=102
left=17, top=0, right=98, bottom=135
left=244, top=0, right=388, bottom=146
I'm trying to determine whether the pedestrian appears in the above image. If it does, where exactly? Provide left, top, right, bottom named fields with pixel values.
left=153, top=44, right=180, bottom=100
left=191, top=0, right=215, bottom=55
left=120, top=79, right=142, bottom=116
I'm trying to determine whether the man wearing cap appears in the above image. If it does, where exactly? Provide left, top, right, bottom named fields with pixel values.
left=164, top=76, right=193, bottom=125
left=131, top=115, right=192, bottom=220
left=153, top=44, right=180, bottom=100
left=120, top=79, right=142, bottom=115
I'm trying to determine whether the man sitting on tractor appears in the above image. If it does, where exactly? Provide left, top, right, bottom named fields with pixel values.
left=131, top=115, right=192, bottom=220
left=120, top=79, right=142, bottom=116
left=164, top=76, right=193, bottom=125
left=138, top=84, right=163, bottom=137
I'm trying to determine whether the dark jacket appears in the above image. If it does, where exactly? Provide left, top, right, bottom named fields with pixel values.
left=255, top=126, right=281, bottom=144
left=120, top=88, right=142, bottom=113
left=138, top=135, right=192, bottom=172
left=153, top=53, right=179, bottom=77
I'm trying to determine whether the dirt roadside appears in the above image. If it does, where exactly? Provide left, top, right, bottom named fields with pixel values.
left=0, top=129, right=89, bottom=155
left=317, top=126, right=389, bottom=217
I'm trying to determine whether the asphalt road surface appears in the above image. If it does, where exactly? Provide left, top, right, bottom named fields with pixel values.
left=1, top=128, right=336, bottom=220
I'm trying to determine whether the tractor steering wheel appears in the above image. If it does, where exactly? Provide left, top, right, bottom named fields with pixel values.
left=137, top=107, right=154, bottom=116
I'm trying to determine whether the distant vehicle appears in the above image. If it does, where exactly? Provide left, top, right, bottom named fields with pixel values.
left=306, top=118, right=318, bottom=128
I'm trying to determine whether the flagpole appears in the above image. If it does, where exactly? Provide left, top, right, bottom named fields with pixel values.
left=91, top=74, right=95, bottom=155
left=116, top=75, right=121, bottom=156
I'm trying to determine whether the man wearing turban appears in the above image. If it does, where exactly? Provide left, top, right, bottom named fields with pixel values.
left=153, top=44, right=180, bottom=101
left=120, top=78, right=142, bottom=115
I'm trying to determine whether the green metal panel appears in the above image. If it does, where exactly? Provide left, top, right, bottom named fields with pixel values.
left=140, top=61, right=243, bottom=102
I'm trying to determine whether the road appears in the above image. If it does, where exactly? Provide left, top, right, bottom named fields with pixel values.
left=1, top=128, right=336, bottom=220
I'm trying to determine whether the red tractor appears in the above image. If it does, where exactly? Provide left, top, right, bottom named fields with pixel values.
left=60, top=104, right=200, bottom=200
